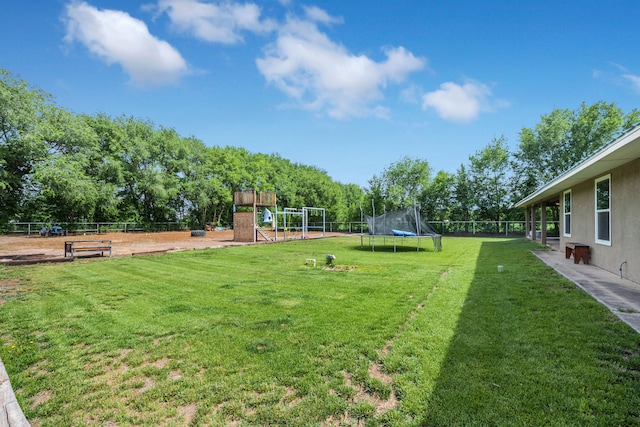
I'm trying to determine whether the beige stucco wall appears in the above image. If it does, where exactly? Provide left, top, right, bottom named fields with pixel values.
left=559, top=158, right=640, bottom=283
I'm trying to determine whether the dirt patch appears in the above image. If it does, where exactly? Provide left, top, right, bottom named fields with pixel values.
left=30, top=390, right=53, bottom=409
left=342, top=371, right=398, bottom=416
left=0, top=277, right=32, bottom=303
left=0, top=230, right=240, bottom=259
left=151, top=357, right=170, bottom=369
left=322, top=265, right=357, bottom=271
left=0, top=230, right=341, bottom=262
left=178, top=403, right=198, bottom=425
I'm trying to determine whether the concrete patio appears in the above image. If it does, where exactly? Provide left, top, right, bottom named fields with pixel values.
left=534, top=240, right=640, bottom=334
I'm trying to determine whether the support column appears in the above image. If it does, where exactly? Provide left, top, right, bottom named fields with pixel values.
left=253, top=188, right=257, bottom=243
left=525, top=206, right=531, bottom=240
left=530, top=205, right=538, bottom=242
left=540, top=200, right=547, bottom=246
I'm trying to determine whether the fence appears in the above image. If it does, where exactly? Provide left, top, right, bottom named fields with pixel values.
left=7, top=222, right=187, bottom=235
left=6, top=220, right=559, bottom=238
left=324, top=221, right=559, bottom=237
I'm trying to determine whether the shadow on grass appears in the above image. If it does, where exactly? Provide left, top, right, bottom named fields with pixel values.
left=354, top=235, right=441, bottom=253
left=420, top=239, right=640, bottom=425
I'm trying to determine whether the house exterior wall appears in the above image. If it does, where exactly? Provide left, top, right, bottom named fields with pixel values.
left=559, top=158, right=640, bottom=283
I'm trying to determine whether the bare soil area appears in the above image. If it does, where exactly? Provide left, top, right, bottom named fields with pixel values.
left=0, top=230, right=246, bottom=260
left=0, top=230, right=342, bottom=263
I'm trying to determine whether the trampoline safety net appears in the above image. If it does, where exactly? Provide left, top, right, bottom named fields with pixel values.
left=365, top=207, right=442, bottom=251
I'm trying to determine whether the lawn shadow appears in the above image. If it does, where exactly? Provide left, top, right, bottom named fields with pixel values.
left=417, top=238, right=640, bottom=425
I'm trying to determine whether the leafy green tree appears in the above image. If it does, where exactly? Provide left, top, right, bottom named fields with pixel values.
left=28, top=108, right=107, bottom=223
left=208, top=146, right=250, bottom=224
left=423, top=170, right=455, bottom=221
left=294, top=164, right=345, bottom=222
left=452, top=164, right=474, bottom=223
left=338, top=182, right=365, bottom=225
left=513, top=101, right=640, bottom=198
left=469, top=136, right=511, bottom=222
left=84, top=113, right=128, bottom=222
left=32, top=153, right=101, bottom=223
left=367, top=156, right=432, bottom=213
left=181, top=141, right=227, bottom=228
left=115, top=117, right=181, bottom=223
left=0, top=69, right=51, bottom=225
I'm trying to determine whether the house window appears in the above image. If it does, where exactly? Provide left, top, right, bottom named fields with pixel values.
left=595, top=175, right=611, bottom=245
left=563, top=190, right=571, bottom=237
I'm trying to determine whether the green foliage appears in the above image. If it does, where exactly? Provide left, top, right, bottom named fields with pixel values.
left=513, top=101, right=639, bottom=198
left=367, top=156, right=432, bottom=213
left=469, top=135, right=511, bottom=221
left=0, top=69, right=52, bottom=223
left=3, top=67, right=640, bottom=230
left=0, top=68, right=360, bottom=227
left=338, top=182, right=366, bottom=224
left=452, top=164, right=473, bottom=222
left=423, top=170, right=455, bottom=221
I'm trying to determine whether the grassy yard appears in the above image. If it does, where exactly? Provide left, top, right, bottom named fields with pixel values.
left=1, top=237, right=639, bottom=426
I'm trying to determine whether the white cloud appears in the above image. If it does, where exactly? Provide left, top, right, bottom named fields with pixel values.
left=623, top=74, right=640, bottom=93
left=64, top=2, right=189, bottom=87
left=156, top=0, right=276, bottom=44
left=593, top=63, right=640, bottom=94
left=422, top=80, right=492, bottom=123
left=256, top=12, right=425, bottom=119
left=303, top=5, right=343, bottom=25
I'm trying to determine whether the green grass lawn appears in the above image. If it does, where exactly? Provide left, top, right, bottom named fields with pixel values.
left=1, top=237, right=639, bottom=426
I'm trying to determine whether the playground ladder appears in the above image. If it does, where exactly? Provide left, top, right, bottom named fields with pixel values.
left=255, top=225, right=274, bottom=242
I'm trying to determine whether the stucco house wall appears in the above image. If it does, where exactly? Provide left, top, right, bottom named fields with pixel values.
left=559, top=158, right=640, bottom=283
left=517, top=125, right=640, bottom=285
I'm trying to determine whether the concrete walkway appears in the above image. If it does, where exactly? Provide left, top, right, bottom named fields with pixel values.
left=534, top=248, right=640, bottom=333
left=1, top=357, right=30, bottom=427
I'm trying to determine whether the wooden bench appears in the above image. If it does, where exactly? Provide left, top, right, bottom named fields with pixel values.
left=565, top=242, right=589, bottom=264
left=64, top=240, right=112, bottom=258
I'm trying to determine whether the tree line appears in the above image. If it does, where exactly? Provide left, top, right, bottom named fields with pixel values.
left=2, top=68, right=638, bottom=231
left=369, top=102, right=639, bottom=226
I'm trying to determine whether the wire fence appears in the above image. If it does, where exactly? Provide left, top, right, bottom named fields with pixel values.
left=324, top=220, right=559, bottom=237
left=6, top=222, right=187, bottom=235
left=6, top=220, right=559, bottom=237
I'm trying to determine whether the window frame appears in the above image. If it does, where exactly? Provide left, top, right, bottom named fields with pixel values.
left=594, top=174, right=611, bottom=246
left=563, top=189, right=571, bottom=237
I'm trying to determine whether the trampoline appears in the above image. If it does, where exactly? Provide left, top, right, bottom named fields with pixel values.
left=361, top=207, right=442, bottom=252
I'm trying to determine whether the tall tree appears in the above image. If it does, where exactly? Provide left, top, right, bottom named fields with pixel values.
left=28, top=109, right=105, bottom=223
left=513, top=101, right=640, bottom=198
left=116, top=117, right=180, bottom=223
left=31, top=153, right=101, bottom=223
left=423, top=170, right=455, bottom=221
left=452, top=164, right=473, bottom=223
left=84, top=113, right=127, bottom=222
left=367, top=156, right=432, bottom=213
left=469, top=136, right=511, bottom=222
left=0, top=69, right=51, bottom=224
left=338, top=183, right=365, bottom=225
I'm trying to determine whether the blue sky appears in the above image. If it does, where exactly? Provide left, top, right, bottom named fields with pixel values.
left=3, top=1, right=640, bottom=187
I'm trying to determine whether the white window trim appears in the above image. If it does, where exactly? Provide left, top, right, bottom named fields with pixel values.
left=595, top=174, right=611, bottom=246
left=563, top=189, right=571, bottom=238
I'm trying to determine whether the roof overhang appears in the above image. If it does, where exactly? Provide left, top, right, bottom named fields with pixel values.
left=515, top=125, right=640, bottom=208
